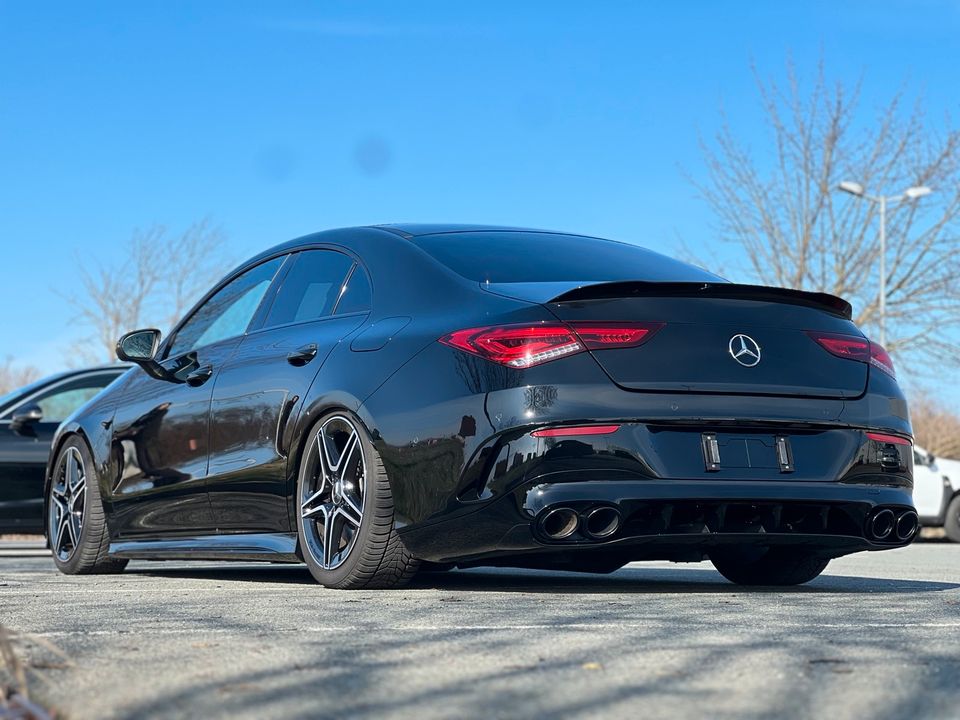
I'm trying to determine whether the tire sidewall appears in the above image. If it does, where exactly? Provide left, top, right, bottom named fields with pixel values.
left=945, top=495, right=960, bottom=543
left=48, top=436, right=98, bottom=574
left=295, top=411, right=381, bottom=586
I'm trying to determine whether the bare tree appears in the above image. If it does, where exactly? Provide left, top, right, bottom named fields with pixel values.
left=64, top=219, right=232, bottom=364
left=692, top=59, right=960, bottom=374
left=0, top=358, right=40, bottom=395
left=910, top=391, right=960, bottom=459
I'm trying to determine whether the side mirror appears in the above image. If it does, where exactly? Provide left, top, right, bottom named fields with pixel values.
left=10, top=404, right=43, bottom=435
left=117, top=328, right=162, bottom=362
left=116, top=328, right=176, bottom=381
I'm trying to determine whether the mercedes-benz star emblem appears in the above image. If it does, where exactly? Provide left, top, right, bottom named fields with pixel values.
left=729, top=334, right=761, bottom=367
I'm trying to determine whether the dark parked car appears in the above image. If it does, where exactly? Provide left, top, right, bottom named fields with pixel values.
left=1, top=366, right=127, bottom=532
left=45, top=225, right=917, bottom=587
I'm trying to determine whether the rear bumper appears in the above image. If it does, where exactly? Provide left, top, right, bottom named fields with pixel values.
left=399, top=479, right=917, bottom=565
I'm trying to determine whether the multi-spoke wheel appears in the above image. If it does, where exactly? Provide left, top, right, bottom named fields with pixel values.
left=296, top=413, right=419, bottom=589
left=47, top=437, right=127, bottom=575
left=49, top=447, right=86, bottom=562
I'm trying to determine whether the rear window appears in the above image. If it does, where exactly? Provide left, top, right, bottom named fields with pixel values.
left=412, top=232, right=723, bottom=284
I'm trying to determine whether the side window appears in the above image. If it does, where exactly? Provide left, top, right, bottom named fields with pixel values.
left=335, top=265, right=372, bottom=315
left=168, top=257, right=285, bottom=356
left=263, top=250, right=354, bottom=328
left=6, top=373, right=121, bottom=424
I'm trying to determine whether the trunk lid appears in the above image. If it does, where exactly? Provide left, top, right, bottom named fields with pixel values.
left=488, top=281, right=866, bottom=399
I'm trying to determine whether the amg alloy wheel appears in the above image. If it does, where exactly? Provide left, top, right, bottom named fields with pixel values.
left=47, top=437, right=127, bottom=575
left=296, top=413, right=419, bottom=589
left=49, top=446, right=86, bottom=562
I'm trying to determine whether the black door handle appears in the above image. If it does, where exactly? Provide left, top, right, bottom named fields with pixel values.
left=186, top=365, right=214, bottom=387
left=287, top=344, right=318, bottom=367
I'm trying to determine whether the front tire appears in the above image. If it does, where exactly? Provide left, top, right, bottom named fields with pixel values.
left=296, top=413, right=419, bottom=589
left=47, top=436, right=127, bottom=575
left=710, top=547, right=829, bottom=586
left=944, top=495, right=960, bottom=543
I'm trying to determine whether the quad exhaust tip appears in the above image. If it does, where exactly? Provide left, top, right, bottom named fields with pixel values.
left=869, top=509, right=896, bottom=540
left=895, top=510, right=919, bottom=541
left=867, top=508, right=919, bottom=542
left=541, top=507, right=580, bottom=540
left=540, top=505, right=622, bottom=541
left=583, top=506, right=622, bottom=540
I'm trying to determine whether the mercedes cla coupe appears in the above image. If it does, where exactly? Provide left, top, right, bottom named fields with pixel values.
left=45, top=225, right=918, bottom=587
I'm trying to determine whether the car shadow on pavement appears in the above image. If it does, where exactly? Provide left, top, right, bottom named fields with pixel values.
left=126, top=563, right=960, bottom=594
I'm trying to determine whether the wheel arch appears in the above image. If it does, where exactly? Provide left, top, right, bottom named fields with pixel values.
left=285, top=394, right=379, bottom=528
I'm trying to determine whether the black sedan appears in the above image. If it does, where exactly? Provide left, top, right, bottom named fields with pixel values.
left=1, top=365, right=127, bottom=533
left=44, top=225, right=917, bottom=587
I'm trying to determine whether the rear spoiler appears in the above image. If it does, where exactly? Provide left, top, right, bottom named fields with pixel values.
left=548, top=281, right=853, bottom=319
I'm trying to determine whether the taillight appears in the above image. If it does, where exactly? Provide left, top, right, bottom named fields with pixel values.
left=868, top=343, right=896, bottom=378
left=570, top=323, right=664, bottom=350
left=807, top=331, right=896, bottom=378
left=439, top=322, right=663, bottom=368
left=531, top=424, right=621, bottom=438
left=866, top=432, right=912, bottom=446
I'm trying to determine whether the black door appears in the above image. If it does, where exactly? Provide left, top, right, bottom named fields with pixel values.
left=207, top=250, right=372, bottom=533
left=0, top=370, right=124, bottom=532
left=107, top=256, right=287, bottom=538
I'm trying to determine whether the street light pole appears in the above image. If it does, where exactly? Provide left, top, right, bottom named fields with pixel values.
left=837, top=181, right=932, bottom=348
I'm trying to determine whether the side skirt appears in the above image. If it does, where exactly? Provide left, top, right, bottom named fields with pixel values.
left=109, top=532, right=301, bottom=563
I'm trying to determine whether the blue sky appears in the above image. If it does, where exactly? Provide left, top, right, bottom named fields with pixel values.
left=1, top=0, right=958, bottom=400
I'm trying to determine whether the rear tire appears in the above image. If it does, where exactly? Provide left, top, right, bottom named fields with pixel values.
left=47, top=436, right=128, bottom=575
left=296, top=412, right=419, bottom=589
left=944, top=495, right=960, bottom=543
left=710, top=547, right=829, bottom=586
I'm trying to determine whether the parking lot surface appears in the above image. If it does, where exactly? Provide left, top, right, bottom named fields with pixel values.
left=2, top=540, right=959, bottom=720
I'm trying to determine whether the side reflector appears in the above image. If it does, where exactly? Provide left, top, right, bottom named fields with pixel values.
left=531, top=424, right=621, bottom=438
left=866, top=432, right=912, bottom=446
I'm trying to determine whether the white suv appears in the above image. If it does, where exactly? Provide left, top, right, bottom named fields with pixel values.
left=913, top=446, right=960, bottom=542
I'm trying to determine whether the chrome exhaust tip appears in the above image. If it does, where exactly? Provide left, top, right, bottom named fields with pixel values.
left=869, top=508, right=896, bottom=540
left=895, top=510, right=919, bottom=541
left=583, top=506, right=622, bottom=540
left=541, top=507, right=580, bottom=540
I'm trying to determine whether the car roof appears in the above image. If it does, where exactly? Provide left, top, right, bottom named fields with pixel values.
left=239, top=225, right=611, bottom=275
left=373, top=224, right=585, bottom=238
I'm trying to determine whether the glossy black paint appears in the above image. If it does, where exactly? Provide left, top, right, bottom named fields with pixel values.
left=0, top=366, right=127, bottom=532
left=46, top=225, right=915, bottom=570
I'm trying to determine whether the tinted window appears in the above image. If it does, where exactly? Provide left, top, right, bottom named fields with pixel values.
left=0, top=376, right=51, bottom=414
left=5, top=372, right=122, bottom=423
left=335, top=265, right=372, bottom=315
left=168, top=257, right=284, bottom=356
left=264, top=250, right=354, bottom=328
left=413, top=232, right=724, bottom=284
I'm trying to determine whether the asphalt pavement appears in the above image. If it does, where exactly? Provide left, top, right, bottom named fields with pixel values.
left=2, top=540, right=959, bottom=720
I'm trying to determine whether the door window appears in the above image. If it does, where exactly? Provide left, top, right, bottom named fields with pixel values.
left=263, top=250, right=355, bottom=328
left=167, top=257, right=285, bottom=356
left=335, top=265, right=372, bottom=315
left=3, top=372, right=123, bottom=423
